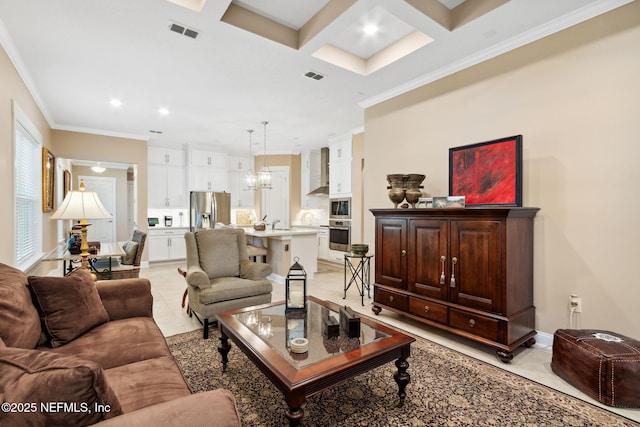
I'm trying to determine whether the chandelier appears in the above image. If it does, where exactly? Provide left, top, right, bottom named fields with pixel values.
left=242, top=129, right=257, bottom=191
left=258, top=121, right=272, bottom=189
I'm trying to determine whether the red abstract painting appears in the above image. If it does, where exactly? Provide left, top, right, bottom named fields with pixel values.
left=449, top=136, right=522, bottom=206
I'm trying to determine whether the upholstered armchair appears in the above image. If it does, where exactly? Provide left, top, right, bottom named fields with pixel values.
left=184, top=228, right=273, bottom=338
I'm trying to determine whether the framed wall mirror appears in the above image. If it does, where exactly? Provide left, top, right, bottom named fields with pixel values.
left=42, top=147, right=55, bottom=212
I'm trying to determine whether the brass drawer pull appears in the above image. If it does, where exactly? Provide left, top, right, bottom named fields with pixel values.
left=389, top=295, right=394, bottom=303
left=469, top=318, right=476, bottom=328
left=401, top=249, right=407, bottom=256
left=424, top=305, right=430, bottom=313
left=440, top=255, right=446, bottom=285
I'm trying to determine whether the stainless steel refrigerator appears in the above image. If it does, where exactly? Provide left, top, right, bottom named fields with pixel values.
left=189, top=191, right=231, bottom=232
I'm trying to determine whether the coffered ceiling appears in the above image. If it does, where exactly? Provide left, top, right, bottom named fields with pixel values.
left=0, top=0, right=631, bottom=155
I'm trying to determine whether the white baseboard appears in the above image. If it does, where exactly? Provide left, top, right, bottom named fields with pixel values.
left=534, top=330, right=554, bottom=348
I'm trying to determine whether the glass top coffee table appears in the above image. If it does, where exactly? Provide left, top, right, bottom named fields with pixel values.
left=216, top=295, right=415, bottom=426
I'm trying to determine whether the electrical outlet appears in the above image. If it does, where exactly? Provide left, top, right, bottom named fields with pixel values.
left=569, top=295, right=582, bottom=313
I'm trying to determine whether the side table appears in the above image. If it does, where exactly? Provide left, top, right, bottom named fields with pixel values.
left=344, top=254, right=373, bottom=306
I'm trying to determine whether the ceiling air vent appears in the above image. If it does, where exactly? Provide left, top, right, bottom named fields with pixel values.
left=168, top=21, right=199, bottom=39
left=304, top=71, right=326, bottom=81
left=184, top=28, right=199, bottom=39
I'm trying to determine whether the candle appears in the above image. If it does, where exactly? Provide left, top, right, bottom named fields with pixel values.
left=290, top=291, right=304, bottom=307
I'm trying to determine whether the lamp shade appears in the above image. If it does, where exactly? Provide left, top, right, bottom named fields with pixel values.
left=51, top=190, right=112, bottom=220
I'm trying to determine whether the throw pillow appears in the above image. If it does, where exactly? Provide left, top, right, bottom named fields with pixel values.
left=195, top=229, right=240, bottom=278
left=120, top=240, right=139, bottom=265
left=0, top=346, right=122, bottom=426
left=28, top=268, right=109, bottom=347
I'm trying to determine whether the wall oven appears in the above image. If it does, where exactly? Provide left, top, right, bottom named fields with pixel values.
left=329, top=219, right=350, bottom=252
left=329, top=197, right=351, bottom=219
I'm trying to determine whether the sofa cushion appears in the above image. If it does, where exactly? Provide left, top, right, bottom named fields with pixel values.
left=0, top=263, right=42, bottom=349
left=120, top=241, right=139, bottom=265
left=29, top=267, right=109, bottom=347
left=0, top=346, right=122, bottom=426
left=49, top=317, right=172, bottom=370
left=104, top=356, right=191, bottom=413
left=198, top=277, right=273, bottom=305
left=93, top=389, right=241, bottom=427
left=195, top=229, right=240, bottom=278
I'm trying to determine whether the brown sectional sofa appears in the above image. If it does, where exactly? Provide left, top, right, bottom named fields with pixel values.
left=0, top=262, right=241, bottom=426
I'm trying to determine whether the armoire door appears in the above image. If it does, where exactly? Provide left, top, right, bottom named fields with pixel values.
left=408, top=219, right=449, bottom=300
left=375, top=218, right=407, bottom=289
left=450, top=220, right=503, bottom=313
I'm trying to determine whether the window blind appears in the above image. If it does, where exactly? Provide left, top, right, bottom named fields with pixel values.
left=15, top=121, right=42, bottom=267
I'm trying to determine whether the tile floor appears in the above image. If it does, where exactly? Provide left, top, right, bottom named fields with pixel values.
left=141, top=260, right=639, bottom=423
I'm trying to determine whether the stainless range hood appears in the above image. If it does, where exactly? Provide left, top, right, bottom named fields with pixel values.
left=307, top=147, right=329, bottom=196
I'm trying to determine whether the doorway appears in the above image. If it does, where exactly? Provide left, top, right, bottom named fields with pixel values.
left=79, top=175, right=116, bottom=242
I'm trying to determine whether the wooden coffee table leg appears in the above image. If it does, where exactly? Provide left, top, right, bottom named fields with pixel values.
left=285, top=406, right=304, bottom=427
left=393, top=356, right=410, bottom=407
left=284, top=394, right=305, bottom=427
left=217, top=330, right=231, bottom=372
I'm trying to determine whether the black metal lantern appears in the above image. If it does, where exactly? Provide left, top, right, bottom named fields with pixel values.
left=286, top=257, right=307, bottom=312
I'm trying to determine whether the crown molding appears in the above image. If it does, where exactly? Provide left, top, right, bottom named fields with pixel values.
left=2, top=17, right=148, bottom=143
left=0, top=17, right=54, bottom=128
left=360, top=0, right=633, bottom=110
left=53, top=124, right=149, bottom=142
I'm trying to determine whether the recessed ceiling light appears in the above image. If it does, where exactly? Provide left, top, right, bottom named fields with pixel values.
left=158, top=107, right=170, bottom=116
left=363, top=24, right=378, bottom=35
left=110, top=99, right=122, bottom=108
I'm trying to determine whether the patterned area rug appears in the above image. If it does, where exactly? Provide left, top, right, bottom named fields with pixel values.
left=167, top=330, right=638, bottom=426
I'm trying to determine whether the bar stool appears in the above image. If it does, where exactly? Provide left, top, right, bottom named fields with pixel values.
left=247, top=245, right=267, bottom=263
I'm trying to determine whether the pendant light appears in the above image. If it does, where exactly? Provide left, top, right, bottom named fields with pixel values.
left=258, top=121, right=272, bottom=189
left=243, top=129, right=257, bottom=191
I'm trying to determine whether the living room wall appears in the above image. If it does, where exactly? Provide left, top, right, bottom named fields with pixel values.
left=0, top=43, right=148, bottom=269
left=363, top=2, right=640, bottom=338
left=0, top=43, right=55, bottom=267
left=51, top=130, right=148, bottom=254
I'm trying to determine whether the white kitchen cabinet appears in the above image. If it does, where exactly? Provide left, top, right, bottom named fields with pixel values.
left=190, top=167, right=227, bottom=192
left=317, top=228, right=329, bottom=260
left=188, top=148, right=227, bottom=192
left=329, top=160, right=351, bottom=197
left=227, top=156, right=250, bottom=171
left=190, top=149, right=226, bottom=168
left=329, top=138, right=351, bottom=163
left=149, top=146, right=185, bottom=166
left=327, top=248, right=346, bottom=264
left=329, top=139, right=352, bottom=197
left=148, top=227, right=188, bottom=261
left=301, top=149, right=320, bottom=209
left=148, top=146, right=187, bottom=208
left=227, top=170, right=255, bottom=208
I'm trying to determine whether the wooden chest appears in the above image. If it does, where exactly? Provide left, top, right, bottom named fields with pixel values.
left=551, top=329, right=640, bottom=408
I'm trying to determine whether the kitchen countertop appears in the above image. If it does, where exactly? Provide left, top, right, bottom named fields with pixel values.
left=148, top=226, right=189, bottom=230
left=244, top=228, right=321, bottom=238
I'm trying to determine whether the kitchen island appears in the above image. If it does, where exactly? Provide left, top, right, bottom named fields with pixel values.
left=244, top=228, right=320, bottom=283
